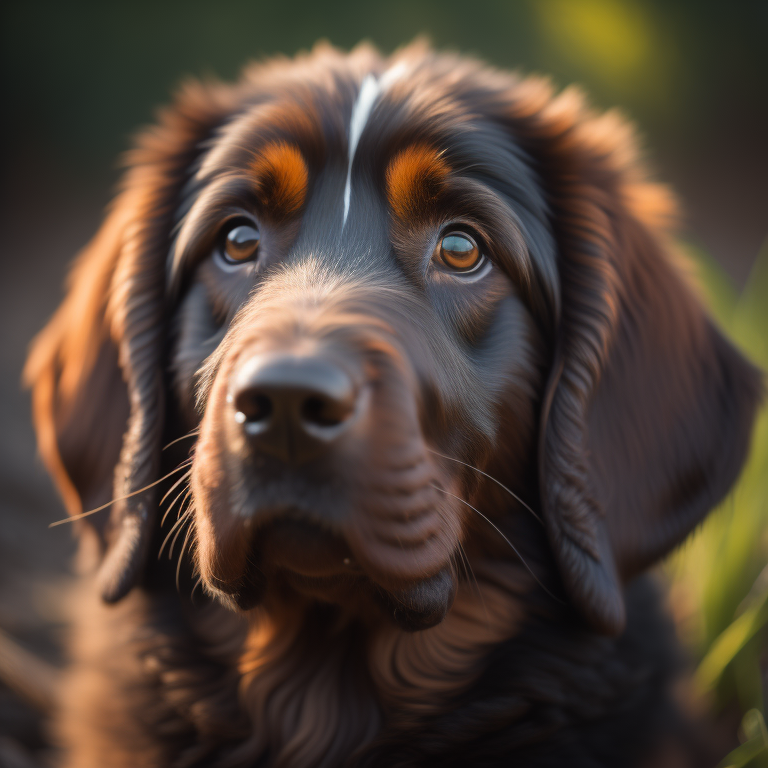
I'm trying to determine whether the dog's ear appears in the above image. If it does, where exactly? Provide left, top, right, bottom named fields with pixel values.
left=25, top=82, right=235, bottom=602
left=507, top=83, right=763, bottom=634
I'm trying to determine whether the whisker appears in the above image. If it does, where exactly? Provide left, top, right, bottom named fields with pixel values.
left=176, top=487, right=193, bottom=518
left=431, top=484, right=563, bottom=604
left=160, top=469, right=193, bottom=507
left=168, top=499, right=194, bottom=560
left=163, top=487, right=192, bottom=536
left=49, top=460, right=194, bottom=528
left=456, top=541, right=492, bottom=629
left=158, top=507, right=191, bottom=559
left=452, top=547, right=469, bottom=586
left=191, top=575, right=203, bottom=604
left=160, top=476, right=192, bottom=527
left=457, top=541, right=480, bottom=597
left=435, top=497, right=490, bottom=625
left=176, top=522, right=195, bottom=592
left=435, top=498, right=473, bottom=590
left=162, top=429, right=201, bottom=452
left=428, top=449, right=542, bottom=525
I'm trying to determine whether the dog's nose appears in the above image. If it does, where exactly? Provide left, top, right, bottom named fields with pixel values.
left=230, top=353, right=358, bottom=463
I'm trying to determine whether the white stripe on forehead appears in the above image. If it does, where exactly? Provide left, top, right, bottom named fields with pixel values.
left=342, top=63, right=407, bottom=226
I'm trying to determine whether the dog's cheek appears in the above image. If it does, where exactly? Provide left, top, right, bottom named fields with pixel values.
left=427, top=266, right=511, bottom=344
left=474, top=295, right=545, bottom=430
left=191, top=373, right=254, bottom=598
left=171, top=281, right=227, bottom=423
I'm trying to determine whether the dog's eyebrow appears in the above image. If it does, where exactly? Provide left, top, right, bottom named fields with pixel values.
left=386, top=144, right=451, bottom=221
left=166, top=145, right=308, bottom=291
left=250, top=141, right=309, bottom=218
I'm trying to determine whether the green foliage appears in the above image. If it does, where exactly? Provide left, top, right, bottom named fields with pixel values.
left=667, top=238, right=768, bottom=764
left=719, top=709, right=768, bottom=768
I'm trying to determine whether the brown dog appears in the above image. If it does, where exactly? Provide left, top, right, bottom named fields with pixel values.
left=26, top=42, right=761, bottom=767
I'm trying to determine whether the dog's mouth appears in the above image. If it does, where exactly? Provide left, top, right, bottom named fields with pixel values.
left=259, top=516, right=361, bottom=579
left=191, top=412, right=465, bottom=630
left=206, top=514, right=457, bottom=631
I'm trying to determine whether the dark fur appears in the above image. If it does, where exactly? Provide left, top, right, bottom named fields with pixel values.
left=26, top=42, right=762, bottom=767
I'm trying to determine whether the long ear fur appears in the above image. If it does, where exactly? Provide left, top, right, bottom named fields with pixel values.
left=506, top=82, right=763, bottom=634
left=25, top=81, right=236, bottom=602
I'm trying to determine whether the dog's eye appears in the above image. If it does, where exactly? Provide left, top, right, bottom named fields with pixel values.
left=436, top=232, right=484, bottom=273
left=221, top=223, right=260, bottom=264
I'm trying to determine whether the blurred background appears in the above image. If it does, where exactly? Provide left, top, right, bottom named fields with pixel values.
left=1, top=1, right=766, bottom=765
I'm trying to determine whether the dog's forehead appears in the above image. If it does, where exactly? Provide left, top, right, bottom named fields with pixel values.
left=283, top=64, right=410, bottom=272
left=197, top=58, right=477, bottom=210
left=171, top=54, right=558, bottom=308
left=190, top=61, right=456, bottom=272
left=289, top=165, right=393, bottom=277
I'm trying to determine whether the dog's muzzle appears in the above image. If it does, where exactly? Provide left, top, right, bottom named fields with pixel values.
left=191, top=275, right=467, bottom=630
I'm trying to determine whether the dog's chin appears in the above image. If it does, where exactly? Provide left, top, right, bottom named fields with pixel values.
left=203, top=517, right=457, bottom=631
left=374, top=567, right=457, bottom=631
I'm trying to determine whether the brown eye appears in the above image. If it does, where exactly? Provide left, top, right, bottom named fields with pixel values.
left=222, top=223, right=260, bottom=264
left=436, top=232, right=484, bottom=273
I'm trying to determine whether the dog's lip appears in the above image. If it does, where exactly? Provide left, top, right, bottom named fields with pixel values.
left=257, top=516, right=363, bottom=579
left=206, top=507, right=458, bottom=628
left=252, top=513, right=448, bottom=590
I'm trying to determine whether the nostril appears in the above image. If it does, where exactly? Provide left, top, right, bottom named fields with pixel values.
left=234, top=391, right=273, bottom=424
left=230, top=351, right=361, bottom=459
left=301, top=395, right=347, bottom=428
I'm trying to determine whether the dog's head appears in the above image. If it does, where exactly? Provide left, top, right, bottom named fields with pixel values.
left=26, top=43, right=761, bottom=635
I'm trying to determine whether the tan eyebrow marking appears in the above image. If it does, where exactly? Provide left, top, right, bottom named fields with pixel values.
left=250, top=142, right=309, bottom=218
left=385, top=145, right=450, bottom=221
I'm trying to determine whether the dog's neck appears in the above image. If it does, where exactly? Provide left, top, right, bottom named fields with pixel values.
left=225, top=561, right=531, bottom=766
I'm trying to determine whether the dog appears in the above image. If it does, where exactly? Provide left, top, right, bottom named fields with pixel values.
left=25, top=42, right=762, bottom=767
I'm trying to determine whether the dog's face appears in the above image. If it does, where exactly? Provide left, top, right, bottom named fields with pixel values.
left=27, top=44, right=761, bottom=638
left=171, top=62, right=554, bottom=627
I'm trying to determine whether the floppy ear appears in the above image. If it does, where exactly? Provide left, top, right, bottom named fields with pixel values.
left=25, top=82, right=235, bottom=602
left=507, top=82, right=763, bottom=634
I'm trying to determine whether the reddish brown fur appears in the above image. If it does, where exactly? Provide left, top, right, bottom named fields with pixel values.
left=385, top=144, right=450, bottom=221
left=250, top=142, right=309, bottom=218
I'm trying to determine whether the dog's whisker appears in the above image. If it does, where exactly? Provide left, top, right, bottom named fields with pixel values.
left=455, top=541, right=493, bottom=631
left=168, top=499, right=195, bottom=560
left=158, top=508, right=192, bottom=560
left=166, top=515, right=191, bottom=563
left=161, top=478, right=192, bottom=527
left=176, top=522, right=195, bottom=593
left=457, top=541, right=480, bottom=598
left=162, top=429, right=201, bottom=452
left=427, top=449, right=542, bottom=525
left=190, top=574, right=203, bottom=604
left=451, top=547, right=472, bottom=597
left=177, top=488, right=193, bottom=518
left=451, top=547, right=468, bottom=586
left=435, top=500, right=476, bottom=591
left=160, top=469, right=193, bottom=508
left=436, top=496, right=490, bottom=623
left=49, top=460, right=195, bottom=528
left=431, top=484, right=563, bottom=604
